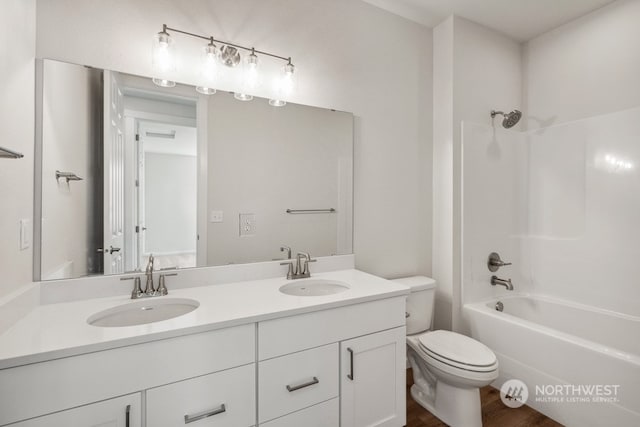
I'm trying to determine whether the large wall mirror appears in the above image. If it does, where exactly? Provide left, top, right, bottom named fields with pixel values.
left=35, top=59, right=353, bottom=281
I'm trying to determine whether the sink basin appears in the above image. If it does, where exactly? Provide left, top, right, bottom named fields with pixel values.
left=88, top=298, right=199, bottom=327
left=279, top=279, right=350, bottom=297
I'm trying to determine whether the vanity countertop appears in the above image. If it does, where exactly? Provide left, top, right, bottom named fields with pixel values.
left=0, top=269, right=409, bottom=369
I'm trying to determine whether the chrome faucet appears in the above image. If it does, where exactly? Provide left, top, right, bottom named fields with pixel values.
left=491, top=275, right=514, bottom=291
left=144, top=254, right=155, bottom=294
left=280, top=251, right=316, bottom=279
left=120, top=255, right=178, bottom=299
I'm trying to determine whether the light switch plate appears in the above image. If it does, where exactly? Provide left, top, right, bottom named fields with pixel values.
left=210, top=210, right=224, bottom=223
left=20, top=219, right=31, bottom=250
left=239, top=213, right=256, bottom=236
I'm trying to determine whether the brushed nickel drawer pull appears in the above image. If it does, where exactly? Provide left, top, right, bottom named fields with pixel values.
left=286, top=376, right=319, bottom=392
left=184, top=404, right=226, bottom=424
left=347, top=347, right=354, bottom=380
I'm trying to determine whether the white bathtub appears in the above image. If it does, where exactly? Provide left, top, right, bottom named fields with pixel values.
left=465, top=294, right=640, bottom=427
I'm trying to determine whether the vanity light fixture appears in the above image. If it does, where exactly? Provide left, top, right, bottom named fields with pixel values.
left=151, top=24, right=295, bottom=105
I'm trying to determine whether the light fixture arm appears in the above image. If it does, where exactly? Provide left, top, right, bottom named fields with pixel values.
left=162, top=24, right=293, bottom=64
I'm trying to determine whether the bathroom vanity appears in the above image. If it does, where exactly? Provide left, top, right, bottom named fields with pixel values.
left=0, top=269, right=408, bottom=427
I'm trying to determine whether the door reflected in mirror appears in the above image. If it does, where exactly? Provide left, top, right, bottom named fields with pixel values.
left=36, top=59, right=353, bottom=281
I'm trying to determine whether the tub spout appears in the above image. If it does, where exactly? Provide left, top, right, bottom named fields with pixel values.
left=491, top=275, right=513, bottom=290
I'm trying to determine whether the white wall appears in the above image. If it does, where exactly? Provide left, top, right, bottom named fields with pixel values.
left=524, top=0, right=640, bottom=130
left=35, top=0, right=433, bottom=279
left=0, top=0, right=36, bottom=298
left=433, top=16, right=522, bottom=330
left=207, top=93, right=352, bottom=265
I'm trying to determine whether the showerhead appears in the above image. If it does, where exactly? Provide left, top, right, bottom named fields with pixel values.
left=491, top=109, right=522, bottom=129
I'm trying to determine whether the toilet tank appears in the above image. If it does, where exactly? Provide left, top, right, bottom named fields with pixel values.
left=392, top=276, right=436, bottom=335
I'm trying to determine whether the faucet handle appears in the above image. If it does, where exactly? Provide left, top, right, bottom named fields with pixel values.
left=121, top=276, right=143, bottom=299
left=157, top=273, right=176, bottom=296
left=280, top=260, right=295, bottom=279
left=488, top=252, right=512, bottom=272
left=280, top=246, right=292, bottom=259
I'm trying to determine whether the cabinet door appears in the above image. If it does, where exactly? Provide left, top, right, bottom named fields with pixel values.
left=10, top=393, right=140, bottom=427
left=340, top=327, right=406, bottom=427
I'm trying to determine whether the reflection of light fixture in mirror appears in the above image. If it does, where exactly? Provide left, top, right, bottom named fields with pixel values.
left=234, top=93, right=253, bottom=101
left=196, top=38, right=218, bottom=95
left=269, top=99, right=286, bottom=107
left=152, top=78, right=176, bottom=88
left=152, top=25, right=176, bottom=87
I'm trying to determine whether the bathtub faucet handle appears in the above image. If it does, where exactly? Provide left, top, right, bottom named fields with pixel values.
left=488, top=252, right=512, bottom=272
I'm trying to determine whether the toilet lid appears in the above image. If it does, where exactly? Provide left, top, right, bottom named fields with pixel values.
left=419, top=330, right=497, bottom=368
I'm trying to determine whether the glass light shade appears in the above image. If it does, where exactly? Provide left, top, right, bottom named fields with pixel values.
left=152, top=31, right=176, bottom=74
left=274, top=62, right=295, bottom=99
left=199, top=41, right=217, bottom=89
left=196, top=86, right=216, bottom=95
left=269, top=99, right=286, bottom=107
left=152, top=78, right=176, bottom=88
left=241, top=51, right=260, bottom=91
left=234, top=93, right=254, bottom=101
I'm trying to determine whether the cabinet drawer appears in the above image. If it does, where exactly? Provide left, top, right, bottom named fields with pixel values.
left=146, top=364, right=255, bottom=427
left=259, top=398, right=338, bottom=427
left=259, top=297, right=405, bottom=359
left=0, top=324, right=255, bottom=426
left=8, top=393, right=141, bottom=427
left=258, top=343, right=338, bottom=423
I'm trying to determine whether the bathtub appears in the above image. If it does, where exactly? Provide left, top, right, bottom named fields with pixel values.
left=464, top=294, right=640, bottom=427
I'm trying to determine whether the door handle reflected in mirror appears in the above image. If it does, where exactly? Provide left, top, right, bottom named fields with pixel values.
left=97, top=246, right=121, bottom=255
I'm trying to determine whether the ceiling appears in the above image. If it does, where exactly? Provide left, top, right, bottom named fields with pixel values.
left=363, top=0, right=617, bottom=41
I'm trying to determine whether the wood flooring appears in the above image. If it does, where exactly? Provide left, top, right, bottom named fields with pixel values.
left=405, top=369, right=564, bottom=427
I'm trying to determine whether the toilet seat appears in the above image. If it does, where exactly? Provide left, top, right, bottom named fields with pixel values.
left=417, top=331, right=498, bottom=373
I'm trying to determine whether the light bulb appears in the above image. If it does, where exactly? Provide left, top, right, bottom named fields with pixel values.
left=152, top=78, right=176, bottom=88
left=242, top=50, right=259, bottom=90
left=196, top=86, right=216, bottom=95
left=152, top=30, right=175, bottom=73
left=269, top=99, right=286, bottom=107
left=274, top=61, right=295, bottom=99
left=234, top=93, right=253, bottom=101
left=199, top=40, right=217, bottom=91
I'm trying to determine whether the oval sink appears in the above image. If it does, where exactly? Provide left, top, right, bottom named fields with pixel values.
left=88, top=298, right=199, bottom=327
left=279, top=279, right=350, bottom=297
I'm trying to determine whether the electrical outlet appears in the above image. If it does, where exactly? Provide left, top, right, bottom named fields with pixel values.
left=20, top=219, right=31, bottom=250
left=210, top=210, right=224, bottom=223
left=239, top=213, right=256, bottom=236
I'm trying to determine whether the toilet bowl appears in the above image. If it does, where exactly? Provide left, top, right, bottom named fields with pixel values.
left=392, top=276, right=499, bottom=427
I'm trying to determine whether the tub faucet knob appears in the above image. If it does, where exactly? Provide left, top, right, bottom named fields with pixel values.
left=488, top=252, right=512, bottom=272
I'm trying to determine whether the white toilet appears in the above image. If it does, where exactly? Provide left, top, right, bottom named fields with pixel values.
left=393, top=276, right=499, bottom=427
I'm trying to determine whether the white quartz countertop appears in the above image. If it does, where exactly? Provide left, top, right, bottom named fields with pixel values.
left=0, top=269, right=409, bottom=369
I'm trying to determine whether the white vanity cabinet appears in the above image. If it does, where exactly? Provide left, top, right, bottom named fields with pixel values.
left=257, top=296, right=406, bottom=426
left=9, top=393, right=141, bottom=427
left=1, top=292, right=407, bottom=427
